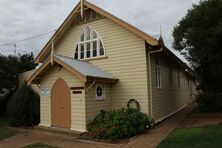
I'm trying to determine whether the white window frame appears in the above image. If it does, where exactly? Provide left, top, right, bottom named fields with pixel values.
left=95, top=84, right=105, bottom=100
left=155, top=55, right=161, bottom=88
left=74, top=26, right=106, bottom=60
left=177, top=70, right=181, bottom=89
left=169, top=67, right=173, bottom=89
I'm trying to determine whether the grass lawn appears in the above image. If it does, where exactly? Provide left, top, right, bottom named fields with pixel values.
left=157, top=123, right=222, bottom=148
left=23, top=143, right=59, bottom=148
left=0, top=117, right=16, bottom=141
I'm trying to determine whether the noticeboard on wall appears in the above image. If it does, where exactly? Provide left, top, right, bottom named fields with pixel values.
left=40, top=88, right=50, bottom=97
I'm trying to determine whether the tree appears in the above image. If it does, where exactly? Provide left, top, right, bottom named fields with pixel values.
left=0, top=53, right=37, bottom=116
left=0, top=53, right=36, bottom=92
left=19, top=52, right=36, bottom=73
left=8, top=82, right=40, bottom=127
left=173, top=0, right=222, bottom=112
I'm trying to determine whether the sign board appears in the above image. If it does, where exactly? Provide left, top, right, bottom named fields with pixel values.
left=41, top=88, right=50, bottom=97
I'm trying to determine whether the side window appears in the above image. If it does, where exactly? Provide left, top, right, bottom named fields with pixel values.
left=177, top=70, right=180, bottom=88
left=155, top=55, right=161, bottom=88
left=169, top=67, right=173, bottom=88
left=95, top=84, right=105, bottom=100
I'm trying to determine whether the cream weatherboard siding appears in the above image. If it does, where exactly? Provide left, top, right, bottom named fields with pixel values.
left=19, top=70, right=40, bottom=93
left=85, top=83, right=111, bottom=124
left=54, top=18, right=149, bottom=116
left=150, top=53, right=188, bottom=122
left=39, top=64, right=86, bottom=132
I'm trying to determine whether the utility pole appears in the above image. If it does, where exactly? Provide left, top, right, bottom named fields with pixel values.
left=14, top=44, right=16, bottom=56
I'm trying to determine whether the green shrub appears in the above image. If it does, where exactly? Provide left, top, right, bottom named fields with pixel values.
left=196, top=92, right=222, bottom=113
left=7, top=82, right=40, bottom=127
left=88, top=108, right=151, bottom=140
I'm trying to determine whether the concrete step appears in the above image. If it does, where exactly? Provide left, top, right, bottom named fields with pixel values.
left=34, top=126, right=83, bottom=138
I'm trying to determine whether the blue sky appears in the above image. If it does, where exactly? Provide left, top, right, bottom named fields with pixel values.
left=0, top=0, right=200, bottom=62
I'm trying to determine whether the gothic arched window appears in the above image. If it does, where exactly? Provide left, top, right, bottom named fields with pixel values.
left=74, top=26, right=105, bottom=60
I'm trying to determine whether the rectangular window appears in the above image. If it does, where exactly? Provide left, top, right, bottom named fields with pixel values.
left=155, top=55, right=161, bottom=88
left=177, top=70, right=180, bottom=88
left=169, top=67, right=173, bottom=88
left=156, top=66, right=161, bottom=88
left=184, top=73, right=186, bottom=88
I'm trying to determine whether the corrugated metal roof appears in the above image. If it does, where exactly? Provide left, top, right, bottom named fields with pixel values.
left=55, top=54, right=116, bottom=79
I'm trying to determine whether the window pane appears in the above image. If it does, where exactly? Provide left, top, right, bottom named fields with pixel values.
left=80, top=44, right=84, bottom=59
left=96, top=85, right=104, bottom=99
left=81, top=52, right=84, bottom=59
left=86, top=27, right=90, bottom=40
left=100, top=41, right=104, bottom=56
left=96, top=87, right=103, bottom=97
left=74, top=46, right=78, bottom=59
left=80, top=33, right=84, bottom=41
left=156, top=67, right=161, bottom=88
left=86, top=42, right=90, bottom=58
left=93, top=31, right=97, bottom=39
left=93, top=41, right=97, bottom=57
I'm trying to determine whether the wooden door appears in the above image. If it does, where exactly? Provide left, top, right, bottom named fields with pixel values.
left=51, top=78, right=71, bottom=128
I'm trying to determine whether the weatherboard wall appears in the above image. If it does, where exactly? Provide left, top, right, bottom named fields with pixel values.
left=150, top=53, right=189, bottom=122
left=54, top=18, right=150, bottom=115
left=39, top=64, right=87, bottom=132
left=85, top=83, right=111, bottom=124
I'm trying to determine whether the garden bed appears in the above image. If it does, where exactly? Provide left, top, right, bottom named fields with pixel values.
left=80, top=108, right=151, bottom=144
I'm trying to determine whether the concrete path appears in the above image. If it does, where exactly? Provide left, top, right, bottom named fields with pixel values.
left=0, top=103, right=196, bottom=148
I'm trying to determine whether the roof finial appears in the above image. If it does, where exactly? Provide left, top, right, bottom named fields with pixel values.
left=81, top=0, right=85, bottom=19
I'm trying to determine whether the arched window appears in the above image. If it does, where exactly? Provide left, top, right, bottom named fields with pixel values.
left=74, top=26, right=105, bottom=60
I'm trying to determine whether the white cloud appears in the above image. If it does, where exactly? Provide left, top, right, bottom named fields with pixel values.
left=0, top=0, right=200, bottom=62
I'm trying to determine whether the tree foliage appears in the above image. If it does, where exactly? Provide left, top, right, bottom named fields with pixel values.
left=173, top=0, right=222, bottom=103
left=0, top=53, right=36, bottom=92
left=8, top=82, right=40, bottom=127
left=0, top=53, right=37, bottom=116
left=88, top=108, right=150, bottom=140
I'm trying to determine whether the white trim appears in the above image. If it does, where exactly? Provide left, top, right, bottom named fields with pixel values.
left=70, top=128, right=87, bottom=133
left=74, top=25, right=106, bottom=60
left=95, top=83, right=105, bottom=100
left=39, top=123, right=51, bottom=127
left=155, top=104, right=187, bottom=124
left=155, top=55, right=161, bottom=88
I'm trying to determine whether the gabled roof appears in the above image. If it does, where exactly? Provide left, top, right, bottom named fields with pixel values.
left=34, top=0, right=159, bottom=64
left=28, top=55, right=118, bottom=85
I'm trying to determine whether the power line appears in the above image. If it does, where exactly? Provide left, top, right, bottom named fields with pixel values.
left=0, top=30, right=56, bottom=47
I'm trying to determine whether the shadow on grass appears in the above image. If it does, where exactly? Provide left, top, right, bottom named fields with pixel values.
left=22, top=143, right=59, bottom=148
left=0, top=116, right=17, bottom=141
left=157, top=123, right=222, bottom=148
